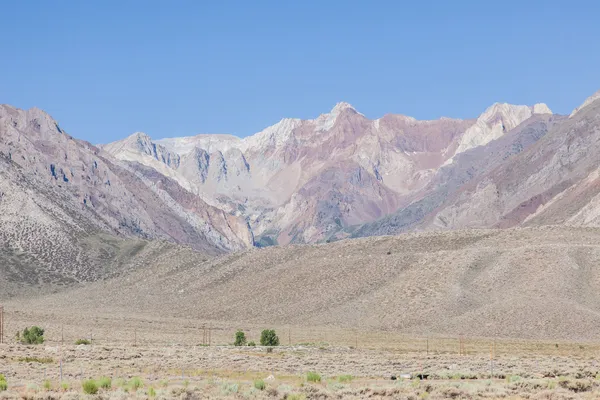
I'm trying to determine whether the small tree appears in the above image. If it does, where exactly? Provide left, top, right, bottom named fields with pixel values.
left=234, top=330, right=247, bottom=346
left=18, top=326, right=45, bottom=344
left=260, top=329, right=279, bottom=346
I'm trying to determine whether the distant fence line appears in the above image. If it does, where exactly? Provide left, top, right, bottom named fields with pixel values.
left=3, top=305, right=599, bottom=357
left=15, top=325, right=600, bottom=358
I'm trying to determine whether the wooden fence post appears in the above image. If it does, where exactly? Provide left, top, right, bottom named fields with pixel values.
left=0, top=305, right=4, bottom=344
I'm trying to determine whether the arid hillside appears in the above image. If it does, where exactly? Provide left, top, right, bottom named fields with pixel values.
left=10, top=226, right=600, bottom=341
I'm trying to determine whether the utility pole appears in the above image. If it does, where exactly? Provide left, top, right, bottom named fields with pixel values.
left=0, top=305, right=4, bottom=344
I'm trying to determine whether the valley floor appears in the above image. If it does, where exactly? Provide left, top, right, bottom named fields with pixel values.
left=1, top=341, right=600, bottom=399
left=2, top=310, right=600, bottom=399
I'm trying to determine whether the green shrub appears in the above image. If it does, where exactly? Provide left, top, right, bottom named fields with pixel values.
left=61, top=382, right=69, bottom=391
left=260, top=329, right=279, bottom=346
left=18, top=326, right=45, bottom=344
left=43, top=380, right=52, bottom=391
left=248, top=341, right=256, bottom=347
left=98, top=377, right=112, bottom=390
left=148, top=387, right=156, bottom=397
left=0, top=380, right=7, bottom=392
left=338, top=375, right=353, bottom=383
left=0, top=375, right=5, bottom=382
left=234, top=330, right=247, bottom=346
left=75, top=339, right=91, bottom=345
left=82, top=380, right=98, bottom=395
left=254, top=379, right=266, bottom=390
left=129, top=376, right=143, bottom=391
left=306, top=371, right=321, bottom=383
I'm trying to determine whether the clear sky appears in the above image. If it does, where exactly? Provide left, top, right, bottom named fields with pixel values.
left=1, top=1, right=599, bottom=143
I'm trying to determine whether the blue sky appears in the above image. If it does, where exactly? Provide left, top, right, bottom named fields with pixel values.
left=1, top=1, right=599, bottom=143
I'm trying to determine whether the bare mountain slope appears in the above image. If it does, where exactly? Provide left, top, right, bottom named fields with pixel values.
left=12, top=226, right=600, bottom=341
left=0, top=104, right=253, bottom=258
left=105, top=102, right=552, bottom=245
left=352, top=92, right=600, bottom=238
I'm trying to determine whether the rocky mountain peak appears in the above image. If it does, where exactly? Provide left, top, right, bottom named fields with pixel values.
left=330, top=101, right=356, bottom=114
left=533, top=103, right=553, bottom=115
left=452, top=102, right=549, bottom=157
left=570, top=90, right=600, bottom=118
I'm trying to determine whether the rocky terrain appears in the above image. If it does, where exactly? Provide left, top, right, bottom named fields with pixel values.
left=5, top=90, right=600, bottom=253
left=104, top=100, right=556, bottom=245
left=355, top=90, right=600, bottom=238
left=0, top=105, right=254, bottom=265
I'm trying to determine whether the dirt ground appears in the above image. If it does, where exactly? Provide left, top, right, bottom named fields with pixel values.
left=3, top=311, right=600, bottom=399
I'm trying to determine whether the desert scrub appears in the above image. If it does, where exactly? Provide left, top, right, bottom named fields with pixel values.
left=287, top=394, right=306, bottom=400
left=148, top=387, right=156, bottom=397
left=43, top=380, right=52, bottom=391
left=61, top=382, right=69, bottom=391
left=75, top=339, right=91, bottom=345
left=221, top=382, right=239, bottom=395
left=338, top=375, right=353, bottom=383
left=82, top=380, right=98, bottom=395
left=306, top=372, right=321, bottom=383
left=98, top=376, right=112, bottom=389
left=0, top=374, right=7, bottom=392
left=248, top=341, right=256, bottom=347
left=260, top=329, right=279, bottom=346
left=254, top=379, right=266, bottom=390
left=129, top=376, right=143, bottom=391
left=234, top=330, right=247, bottom=346
left=114, top=378, right=126, bottom=387
left=18, top=356, right=54, bottom=364
left=17, top=326, right=45, bottom=344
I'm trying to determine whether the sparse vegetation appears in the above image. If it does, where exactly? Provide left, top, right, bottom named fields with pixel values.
left=129, top=376, right=143, bottom=391
left=307, top=371, right=322, bottom=382
left=287, top=393, right=306, bottom=400
left=234, top=329, right=247, bottom=346
left=248, top=341, right=256, bottom=347
left=148, top=386, right=156, bottom=397
left=18, top=356, right=53, bottom=364
left=17, top=326, right=45, bottom=344
left=75, top=338, right=91, bottom=345
left=338, top=374, right=353, bottom=383
left=260, top=329, right=279, bottom=346
left=98, top=376, right=112, bottom=390
left=43, top=380, right=52, bottom=391
left=221, top=382, right=239, bottom=395
left=82, top=380, right=98, bottom=395
left=254, top=379, right=266, bottom=390
left=0, top=375, right=7, bottom=392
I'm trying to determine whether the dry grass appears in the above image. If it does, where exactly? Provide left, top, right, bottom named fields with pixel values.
left=2, top=341, right=600, bottom=399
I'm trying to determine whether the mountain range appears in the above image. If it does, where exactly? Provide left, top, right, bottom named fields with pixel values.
left=2, top=90, right=600, bottom=263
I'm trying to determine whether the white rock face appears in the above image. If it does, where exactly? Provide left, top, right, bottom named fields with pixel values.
left=156, top=134, right=241, bottom=155
left=570, top=90, right=600, bottom=118
left=313, top=102, right=358, bottom=132
left=241, top=118, right=302, bottom=152
left=452, top=102, right=552, bottom=157
left=103, top=99, right=551, bottom=245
